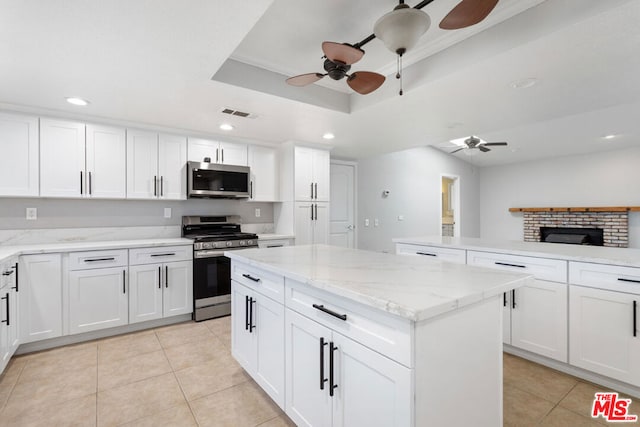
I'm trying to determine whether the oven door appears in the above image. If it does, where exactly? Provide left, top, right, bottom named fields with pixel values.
left=193, top=251, right=231, bottom=307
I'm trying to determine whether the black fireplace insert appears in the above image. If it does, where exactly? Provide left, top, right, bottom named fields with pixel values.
left=540, top=227, right=604, bottom=246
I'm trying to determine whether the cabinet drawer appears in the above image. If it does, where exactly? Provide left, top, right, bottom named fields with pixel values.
left=231, top=261, right=284, bottom=303
left=285, top=278, right=412, bottom=367
left=395, top=243, right=466, bottom=264
left=68, top=249, right=128, bottom=270
left=467, top=251, right=567, bottom=283
left=129, top=245, right=192, bottom=265
left=569, top=262, right=640, bottom=294
left=258, top=239, right=292, bottom=249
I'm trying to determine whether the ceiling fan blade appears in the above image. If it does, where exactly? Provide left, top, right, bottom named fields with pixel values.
left=322, top=42, right=364, bottom=65
left=479, top=145, right=491, bottom=152
left=483, top=142, right=508, bottom=146
left=347, top=72, right=385, bottom=95
left=439, top=0, right=499, bottom=30
left=450, top=147, right=465, bottom=154
left=286, top=73, right=325, bottom=87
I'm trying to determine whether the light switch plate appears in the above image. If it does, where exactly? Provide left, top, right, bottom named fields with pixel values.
left=255, top=208, right=261, bottom=218
left=374, top=218, right=379, bottom=227
left=164, top=208, right=172, bottom=218
left=26, top=208, right=37, bottom=220
left=364, top=218, right=370, bottom=227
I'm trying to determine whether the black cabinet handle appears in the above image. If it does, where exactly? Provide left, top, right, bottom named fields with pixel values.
left=80, top=171, right=83, bottom=194
left=511, top=289, right=516, bottom=309
left=160, top=176, right=164, bottom=196
left=310, top=182, right=314, bottom=199
left=12, top=263, right=18, bottom=292
left=154, top=175, right=157, bottom=196
left=2, top=271, right=13, bottom=276
left=216, top=148, right=219, bottom=163
left=315, top=204, right=318, bottom=221
left=503, top=292, right=507, bottom=307
left=634, top=300, right=637, bottom=338
left=89, top=171, right=92, bottom=195
left=150, top=253, right=176, bottom=257
left=1, top=293, right=8, bottom=326
left=618, top=278, right=640, bottom=284
left=245, top=295, right=249, bottom=331
left=310, top=204, right=314, bottom=220
left=84, top=257, right=116, bottom=262
left=495, top=262, right=526, bottom=268
left=221, top=148, right=224, bottom=164
left=158, top=266, right=161, bottom=289
left=165, top=266, right=168, bottom=288
left=416, top=252, right=436, bottom=257
left=329, top=341, right=337, bottom=397
left=122, top=270, right=126, bottom=294
left=242, top=273, right=260, bottom=283
left=314, top=183, right=318, bottom=199
left=250, top=181, right=253, bottom=199
left=313, top=304, right=347, bottom=321
left=319, top=337, right=328, bottom=390
left=249, top=297, right=255, bottom=333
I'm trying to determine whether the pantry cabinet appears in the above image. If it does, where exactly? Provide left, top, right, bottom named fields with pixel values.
left=248, top=145, right=279, bottom=201
left=294, top=146, right=330, bottom=202
left=0, top=258, right=19, bottom=373
left=294, top=202, right=328, bottom=245
left=127, top=129, right=187, bottom=200
left=188, top=138, right=247, bottom=166
left=0, top=112, right=39, bottom=197
left=40, top=119, right=126, bottom=198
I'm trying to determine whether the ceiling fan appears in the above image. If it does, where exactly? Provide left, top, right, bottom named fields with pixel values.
left=450, top=136, right=507, bottom=154
left=286, top=0, right=500, bottom=95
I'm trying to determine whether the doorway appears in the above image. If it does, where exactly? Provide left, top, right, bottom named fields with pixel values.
left=441, top=175, right=460, bottom=237
left=329, top=161, right=356, bottom=248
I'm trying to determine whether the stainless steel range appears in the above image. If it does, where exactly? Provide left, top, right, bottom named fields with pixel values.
left=182, top=216, right=258, bottom=321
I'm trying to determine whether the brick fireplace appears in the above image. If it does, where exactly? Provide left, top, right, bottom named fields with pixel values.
left=522, top=210, right=628, bottom=248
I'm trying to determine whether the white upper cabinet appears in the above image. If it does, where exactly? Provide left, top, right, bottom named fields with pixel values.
left=85, top=124, right=126, bottom=198
left=127, top=129, right=187, bottom=200
left=248, top=145, right=278, bottom=201
left=40, top=119, right=126, bottom=199
left=188, top=138, right=247, bottom=166
left=40, top=119, right=86, bottom=198
left=0, top=112, right=39, bottom=197
left=294, top=146, right=330, bottom=202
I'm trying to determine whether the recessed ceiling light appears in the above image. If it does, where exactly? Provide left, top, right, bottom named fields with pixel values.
left=66, top=97, right=90, bottom=106
left=602, top=134, right=617, bottom=140
left=322, top=133, right=335, bottom=140
left=219, top=124, right=234, bottom=131
left=509, top=78, right=538, bottom=89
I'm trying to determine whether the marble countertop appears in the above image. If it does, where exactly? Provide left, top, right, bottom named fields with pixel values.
left=226, top=244, right=532, bottom=322
left=257, top=234, right=295, bottom=241
left=393, top=236, right=640, bottom=268
left=0, top=238, right=193, bottom=262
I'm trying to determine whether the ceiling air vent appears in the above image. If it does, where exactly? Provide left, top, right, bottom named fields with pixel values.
left=221, top=108, right=256, bottom=119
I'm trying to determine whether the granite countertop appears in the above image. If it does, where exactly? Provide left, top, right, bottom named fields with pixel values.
left=393, top=236, right=640, bottom=268
left=225, top=244, right=532, bottom=322
left=0, top=238, right=193, bottom=262
left=257, top=234, right=295, bottom=241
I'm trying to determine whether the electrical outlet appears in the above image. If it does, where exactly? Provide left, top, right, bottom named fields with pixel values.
left=164, top=208, right=172, bottom=218
left=397, top=215, right=404, bottom=221
left=374, top=218, right=379, bottom=227
left=364, top=218, right=370, bottom=227
left=26, top=208, right=37, bottom=220
left=255, top=208, right=261, bottom=218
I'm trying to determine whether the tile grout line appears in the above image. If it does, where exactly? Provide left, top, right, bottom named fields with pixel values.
left=536, top=381, right=580, bottom=425
left=0, top=358, right=28, bottom=414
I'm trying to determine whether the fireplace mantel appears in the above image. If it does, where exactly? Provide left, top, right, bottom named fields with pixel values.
left=509, top=206, right=640, bottom=213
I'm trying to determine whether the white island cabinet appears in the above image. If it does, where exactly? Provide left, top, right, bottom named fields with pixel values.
left=227, top=244, right=531, bottom=427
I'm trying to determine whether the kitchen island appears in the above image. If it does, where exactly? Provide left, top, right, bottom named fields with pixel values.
left=226, top=244, right=532, bottom=427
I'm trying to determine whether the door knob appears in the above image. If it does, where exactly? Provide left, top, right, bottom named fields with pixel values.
left=347, top=225, right=354, bottom=230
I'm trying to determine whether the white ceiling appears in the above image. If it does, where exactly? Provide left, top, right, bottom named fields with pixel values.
left=1, top=0, right=639, bottom=166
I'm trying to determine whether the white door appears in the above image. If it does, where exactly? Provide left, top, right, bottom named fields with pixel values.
left=329, top=163, right=355, bottom=248
left=511, top=280, right=568, bottom=362
left=40, top=119, right=85, bottom=198
left=295, top=202, right=314, bottom=245
left=158, top=134, right=187, bottom=200
left=219, top=141, right=248, bottom=165
left=231, top=282, right=256, bottom=372
left=285, top=309, right=332, bottom=427
left=85, top=124, right=126, bottom=198
left=313, top=203, right=330, bottom=245
left=294, top=147, right=314, bottom=201
left=313, top=149, right=331, bottom=202
left=569, top=286, right=640, bottom=385
left=163, top=261, right=193, bottom=317
left=129, top=264, right=163, bottom=324
left=68, top=267, right=129, bottom=334
left=254, top=293, right=285, bottom=409
left=0, top=112, right=39, bottom=196
left=20, top=254, right=63, bottom=343
left=332, top=332, right=412, bottom=427
left=248, top=145, right=278, bottom=201
left=187, top=138, right=218, bottom=163
left=126, top=129, right=158, bottom=199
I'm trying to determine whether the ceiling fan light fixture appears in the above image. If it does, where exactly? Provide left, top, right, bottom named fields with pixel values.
left=374, top=5, right=431, bottom=55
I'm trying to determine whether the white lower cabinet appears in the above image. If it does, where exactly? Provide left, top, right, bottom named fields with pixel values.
left=20, top=253, right=63, bottom=343
left=1, top=258, right=19, bottom=373
left=232, top=281, right=285, bottom=408
left=69, top=267, right=128, bottom=334
left=569, top=285, right=640, bottom=386
left=295, top=202, right=329, bottom=245
left=285, top=308, right=411, bottom=427
left=129, top=260, right=193, bottom=323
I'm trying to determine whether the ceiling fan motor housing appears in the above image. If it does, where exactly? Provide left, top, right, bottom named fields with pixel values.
left=323, top=59, right=351, bottom=80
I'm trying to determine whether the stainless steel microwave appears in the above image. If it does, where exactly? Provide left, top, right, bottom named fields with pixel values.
left=187, top=161, right=250, bottom=198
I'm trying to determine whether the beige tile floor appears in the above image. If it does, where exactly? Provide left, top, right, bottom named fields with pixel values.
left=0, top=317, right=636, bottom=426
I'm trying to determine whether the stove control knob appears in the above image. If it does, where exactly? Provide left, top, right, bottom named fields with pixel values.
left=247, top=240, right=254, bottom=246
left=226, top=241, right=233, bottom=247
left=239, top=240, right=246, bottom=246
left=204, top=242, right=213, bottom=249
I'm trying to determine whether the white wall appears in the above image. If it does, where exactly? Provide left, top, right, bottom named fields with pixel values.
left=357, top=146, right=480, bottom=252
left=479, top=146, right=640, bottom=247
